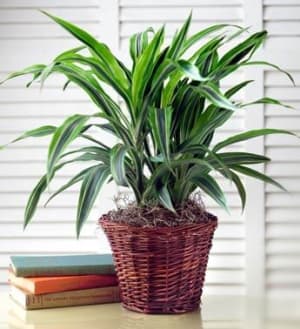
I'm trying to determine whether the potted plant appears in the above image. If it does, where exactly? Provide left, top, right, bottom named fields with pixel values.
left=1, top=12, right=296, bottom=314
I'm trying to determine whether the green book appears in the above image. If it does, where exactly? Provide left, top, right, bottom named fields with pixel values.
left=10, top=254, right=115, bottom=277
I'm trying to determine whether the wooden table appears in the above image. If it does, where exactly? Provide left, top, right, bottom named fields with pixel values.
left=0, top=293, right=299, bottom=328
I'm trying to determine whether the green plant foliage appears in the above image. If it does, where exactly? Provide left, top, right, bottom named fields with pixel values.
left=0, top=12, right=298, bottom=236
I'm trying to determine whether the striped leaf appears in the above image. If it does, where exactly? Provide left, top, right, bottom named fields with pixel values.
left=167, top=13, right=191, bottom=59
left=158, top=185, right=176, bottom=213
left=176, top=60, right=208, bottom=81
left=47, top=114, right=89, bottom=179
left=218, top=31, right=267, bottom=67
left=182, top=144, right=232, bottom=180
left=190, top=173, right=228, bottom=211
left=230, top=165, right=286, bottom=191
left=0, top=64, right=46, bottom=85
left=132, top=26, right=165, bottom=110
left=23, top=163, right=65, bottom=229
left=45, top=166, right=97, bottom=207
left=149, top=106, right=173, bottom=161
left=24, top=175, right=48, bottom=229
left=225, top=80, right=254, bottom=98
left=42, top=11, right=129, bottom=90
left=242, top=97, right=293, bottom=109
left=110, top=144, right=129, bottom=187
left=61, top=146, right=110, bottom=165
left=192, top=83, right=239, bottom=111
left=210, top=152, right=270, bottom=166
left=76, top=165, right=110, bottom=237
left=1, top=125, right=56, bottom=149
left=214, top=129, right=297, bottom=152
left=229, top=170, right=246, bottom=211
left=181, top=24, right=239, bottom=55
left=130, top=27, right=154, bottom=67
left=57, top=55, right=132, bottom=115
left=1, top=12, right=296, bottom=226
left=53, top=63, right=120, bottom=118
left=242, top=61, right=295, bottom=85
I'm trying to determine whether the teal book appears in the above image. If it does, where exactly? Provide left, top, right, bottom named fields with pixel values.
left=10, top=254, right=115, bottom=277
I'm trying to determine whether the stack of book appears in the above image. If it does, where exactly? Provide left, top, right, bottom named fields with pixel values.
left=8, top=254, right=120, bottom=310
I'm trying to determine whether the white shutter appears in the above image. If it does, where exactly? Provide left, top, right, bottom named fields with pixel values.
left=262, top=0, right=300, bottom=298
left=264, top=70, right=300, bottom=297
left=0, top=0, right=113, bottom=291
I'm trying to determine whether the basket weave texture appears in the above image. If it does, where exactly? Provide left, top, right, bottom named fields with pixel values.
left=100, top=213, right=217, bottom=314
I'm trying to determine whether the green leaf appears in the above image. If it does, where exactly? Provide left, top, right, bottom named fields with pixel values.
left=142, top=158, right=214, bottom=202
left=148, top=59, right=177, bottom=100
left=224, top=26, right=250, bottom=43
left=192, top=83, right=239, bottom=111
left=157, top=185, right=176, bottom=213
left=23, top=163, right=65, bottom=229
left=81, top=134, right=110, bottom=149
left=24, top=176, right=47, bottom=229
left=24, top=149, right=108, bottom=229
left=132, top=26, right=165, bottom=109
left=181, top=24, right=240, bottom=55
left=209, top=152, right=270, bottom=166
left=47, top=114, right=89, bottom=179
left=58, top=55, right=132, bottom=116
left=167, top=13, right=192, bottom=59
left=61, top=146, right=110, bottom=164
left=42, top=11, right=129, bottom=90
left=149, top=106, right=173, bottom=161
left=176, top=60, right=209, bottom=81
left=242, top=61, right=295, bottom=86
left=54, top=45, right=86, bottom=61
left=230, top=164, right=287, bottom=191
left=225, top=80, right=254, bottom=98
left=130, top=27, right=154, bottom=67
left=39, top=62, right=56, bottom=89
left=218, top=166, right=246, bottom=211
left=214, top=129, right=297, bottom=152
left=186, top=108, right=233, bottom=147
left=229, top=170, right=246, bottom=211
left=1, top=125, right=56, bottom=149
left=189, top=173, right=228, bottom=211
left=45, top=165, right=100, bottom=207
left=242, top=97, right=293, bottom=109
left=182, top=144, right=232, bottom=180
left=110, top=144, right=129, bottom=187
left=53, top=63, right=128, bottom=122
left=0, top=64, right=46, bottom=85
left=76, top=165, right=109, bottom=237
left=14, top=125, right=56, bottom=141
left=218, top=31, right=267, bottom=67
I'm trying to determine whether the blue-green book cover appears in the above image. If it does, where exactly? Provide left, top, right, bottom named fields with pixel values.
left=10, top=254, right=115, bottom=277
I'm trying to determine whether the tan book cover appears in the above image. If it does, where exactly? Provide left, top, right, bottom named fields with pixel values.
left=10, top=285, right=120, bottom=310
left=9, top=297, right=122, bottom=325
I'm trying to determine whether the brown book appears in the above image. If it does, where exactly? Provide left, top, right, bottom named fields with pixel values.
left=10, top=285, right=120, bottom=310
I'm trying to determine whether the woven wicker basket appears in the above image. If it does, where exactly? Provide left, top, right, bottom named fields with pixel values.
left=99, top=213, right=217, bottom=314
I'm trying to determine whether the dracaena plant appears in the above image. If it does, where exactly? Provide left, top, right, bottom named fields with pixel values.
left=0, top=12, right=296, bottom=236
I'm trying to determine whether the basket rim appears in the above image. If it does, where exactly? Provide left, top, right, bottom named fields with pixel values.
left=99, top=210, right=218, bottom=233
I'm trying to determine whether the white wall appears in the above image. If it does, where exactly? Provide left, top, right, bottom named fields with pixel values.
left=0, top=0, right=299, bottom=297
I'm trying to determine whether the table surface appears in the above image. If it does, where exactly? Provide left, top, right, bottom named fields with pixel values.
left=0, top=293, right=299, bottom=329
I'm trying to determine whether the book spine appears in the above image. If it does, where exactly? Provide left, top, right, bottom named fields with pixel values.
left=8, top=271, right=35, bottom=294
left=16, top=286, right=120, bottom=310
left=34, top=275, right=118, bottom=295
left=14, top=264, right=115, bottom=277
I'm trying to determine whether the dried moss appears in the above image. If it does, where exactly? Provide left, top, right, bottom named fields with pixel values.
left=100, top=192, right=216, bottom=227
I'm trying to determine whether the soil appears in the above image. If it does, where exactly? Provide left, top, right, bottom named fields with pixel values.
left=100, top=194, right=217, bottom=228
